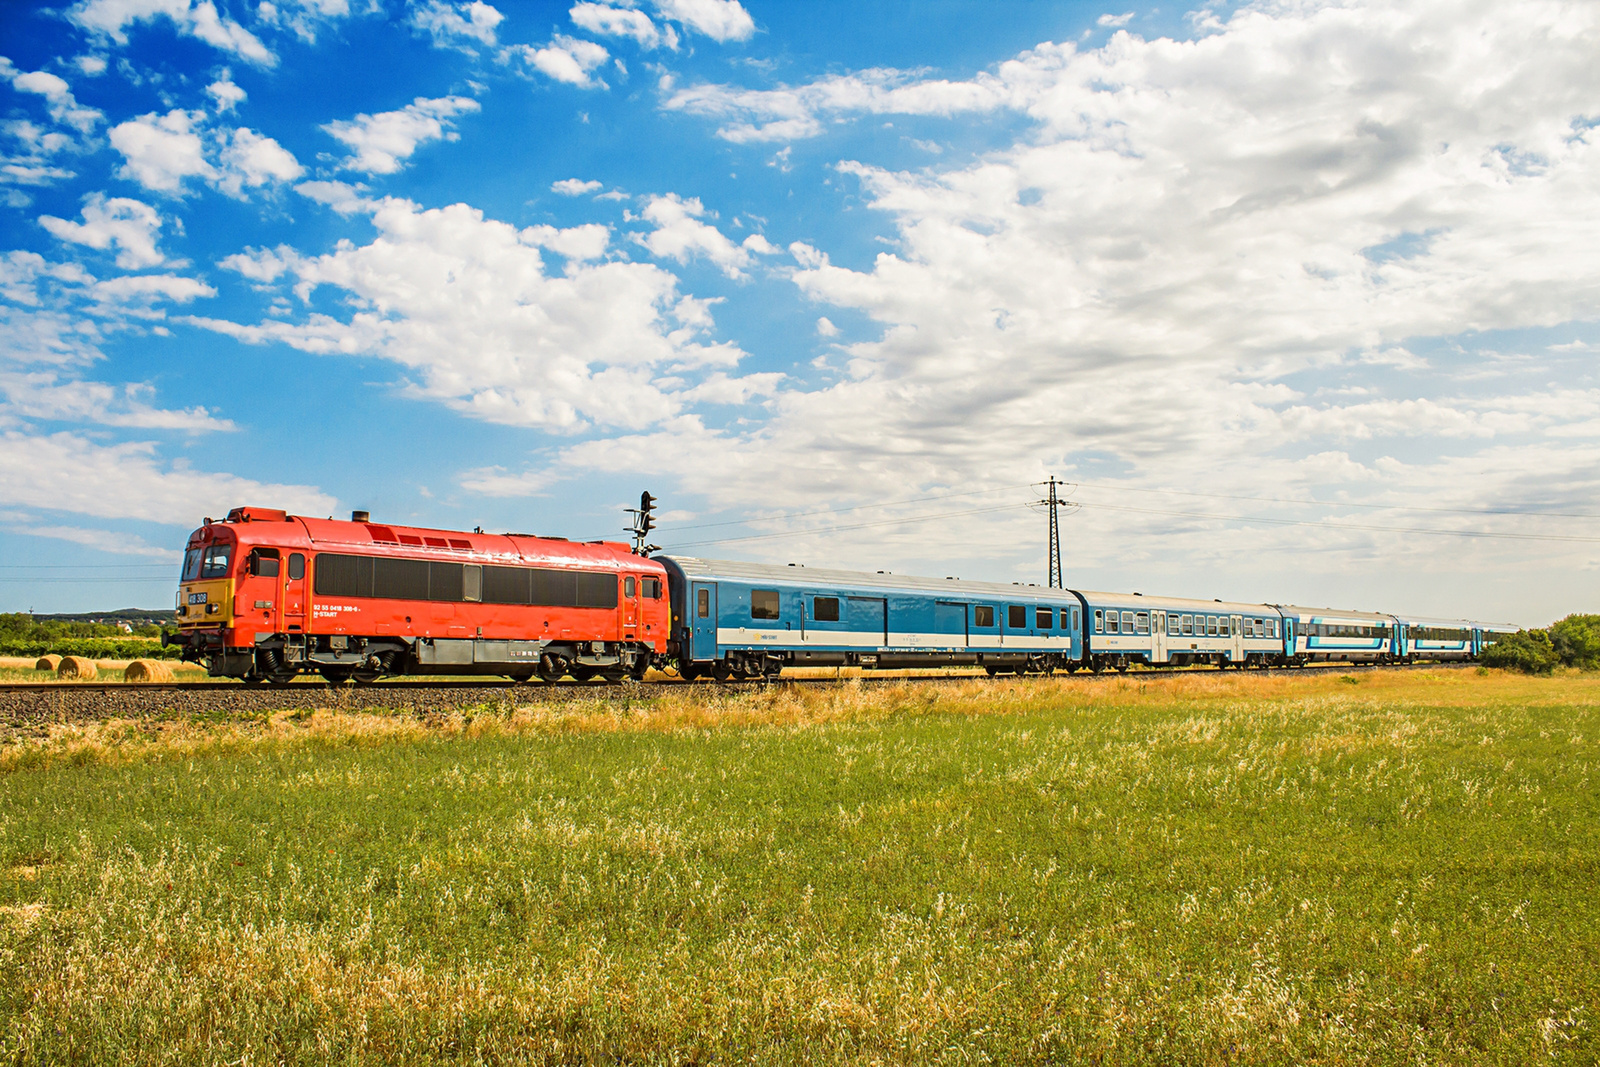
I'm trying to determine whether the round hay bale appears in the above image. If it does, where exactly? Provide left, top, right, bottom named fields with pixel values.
left=34, top=654, right=62, bottom=672
left=57, top=656, right=98, bottom=680
left=123, top=659, right=174, bottom=682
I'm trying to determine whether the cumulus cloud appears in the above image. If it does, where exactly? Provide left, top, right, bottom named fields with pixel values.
left=654, top=0, right=753, bottom=42
left=206, top=73, right=246, bottom=112
left=551, top=177, right=603, bottom=196
left=567, top=0, right=1600, bottom=606
left=39, top=194, right=167, bottom=269
left=632, top=192, right=760, bottom=278
left=6, top=524, right=181, bottom=560
left=8, top=67, right=104, bottom=133
left=662, top=66, right=1010, bottom=142
left=0, top=372, right=233, bottom=432
left=570, top=3, right=677, bottom=50
left=504, top=35, right=611, bottom=88
left=0, top=430, right=336, bottom=524
left=411, top=0, right=504, bottom=49
left=190, top=195, right=760, bottom=430
left=69, top=0, right=276, bottom=67
left=108, top=108, right=301, bottom=197
left=322, top=95, right=480, bottom=174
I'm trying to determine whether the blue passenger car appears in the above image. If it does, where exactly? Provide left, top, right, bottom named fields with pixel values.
left=658, top=557, right=1083, bottom=679
left=1395, top=615, right=1475, bottom=662
left=1277, top=605, right=1399, bottom=664
left=1074, top=591, right=1288, bottom=670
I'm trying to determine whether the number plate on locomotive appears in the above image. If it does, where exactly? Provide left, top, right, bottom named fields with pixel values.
left=188, top=592, right=208, bottom=604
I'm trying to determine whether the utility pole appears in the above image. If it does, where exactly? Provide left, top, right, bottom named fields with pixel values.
left=1038, top=476, right=1067, bottom=588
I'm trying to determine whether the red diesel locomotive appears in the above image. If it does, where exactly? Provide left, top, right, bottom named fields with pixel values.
left=167, top=507, right=670, bottom=683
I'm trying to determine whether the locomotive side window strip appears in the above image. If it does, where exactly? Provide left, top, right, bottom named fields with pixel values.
left=316, top=553, right=617, bottom=608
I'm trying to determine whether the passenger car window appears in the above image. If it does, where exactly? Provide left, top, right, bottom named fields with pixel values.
left=813, top=596, right=840, bottom=622
left=697, top=589, right=710, bottom=618
left=1182, top=614, right=1193, bottom=635
left=975, top=606, right=995, bottom=627
left=1121, top=610, right=1135, bottom=633
left=1106, top=612, right=1119, bottom=634
left=751, top=589, right=780, bottom=620
left=1036, top=607, right=1052, bottom=629
left=1008, top=605, right=1027, bottom=628
left=1071, top=608, right=1080, bottom=630
left=1093, top=609, right=1102, bottom=633
left=1135, top=612, right=1149, bottom=635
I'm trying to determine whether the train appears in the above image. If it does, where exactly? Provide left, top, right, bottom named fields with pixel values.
left=166, top=507, right=1518, bottom=684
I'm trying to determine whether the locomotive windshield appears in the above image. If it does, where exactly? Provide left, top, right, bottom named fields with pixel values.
left=183, top=544, right=232, bottom=580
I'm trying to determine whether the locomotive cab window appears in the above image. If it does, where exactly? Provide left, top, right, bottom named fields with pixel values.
left=625, top=577, right=636, bottom=598
left=813, top=596, right=840, bottom=622
left=975, top=605, right=995, bottom=627
left=1008, top=605, right=1027, bottom=629
left=199, top=544, right=232, bottom=579
left=288, top=553, right=304, bottom=581
left=248, top=548, right=279, bottom=578
left=751, top=589, right=780, bottom=620
left=642, top=578, right=661, bottom=599
left=697, top=589, right=710, bottom=618
left=1036, top=607, right=1053, bottom=629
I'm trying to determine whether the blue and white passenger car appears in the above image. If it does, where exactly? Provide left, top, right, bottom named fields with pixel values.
left=1277, top=605, right=1399, bottom=663
left=1075, top=591, right=1288, bottom=670
left=1473, top=622, right=1521, bottom=657
left=1396, top=615, right=1476, bottom=662
left=658, top=557, right=1083, bottom=679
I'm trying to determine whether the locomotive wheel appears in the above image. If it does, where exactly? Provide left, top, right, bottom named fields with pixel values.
left=629, top=658, right=649, bottom=681
left=677, top=663, right=701, bottom=682
left=507, top=670, right=535, bottom=684
left=536, top=654, right=565, bottom=683
left=711, top=661, right=733, bottom=682
left=319, top=667, right=354, bottom=684
left=572, top=666, right=600, bottom=682
left=601, top=668, right=627, bottom=684
left=351, top=668, right=381, bottom=685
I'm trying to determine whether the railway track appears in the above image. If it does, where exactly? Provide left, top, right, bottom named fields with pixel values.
left=0, top=661, right=1473, bottom=728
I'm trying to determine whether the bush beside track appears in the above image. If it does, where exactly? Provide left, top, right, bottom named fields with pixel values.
left=1482, top=613, right=1600, bottom=674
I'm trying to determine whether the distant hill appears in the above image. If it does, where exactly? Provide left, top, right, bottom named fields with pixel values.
left=34, top=609, right=178, bottom=626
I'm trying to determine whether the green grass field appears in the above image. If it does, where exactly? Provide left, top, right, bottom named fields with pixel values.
left=1, top=670, right=1595, bottom=1064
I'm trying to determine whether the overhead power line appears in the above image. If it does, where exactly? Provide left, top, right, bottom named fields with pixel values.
left=1066, top=499, right=1600, bottom=543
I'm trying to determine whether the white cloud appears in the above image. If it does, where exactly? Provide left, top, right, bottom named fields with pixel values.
left=293, top=179, right=371, bottom=214
left=632, top=192, right=756, bottom=278
left=108, top=109, right=215, bottom=191
left=216, top=126, right=302, bottom=194
left=69, top=0, right=277, bottom=67
left=0, top=430, right=336, bottom=525
left=551, top=177, right=603, bottom=196
left=520, top=222, right=610, bottom=262
left=506, top=35, right=611, bottom=89
left=185, top=196, right=759, bottom=431
left=75, top=55, right=109, bottom=76
left=91, top=273, right=215, bottom=305
left=411, top=1, right=504, bottom=49
left=815, top=315, right=838, bottom=337
left=107, top=108, right=301, bottom=197
left=7, top=524, right=181, bottom=560
left=39, top=194, right=167, bottom=269
left=663, top=66, right=1010, bottom=142
left=570, top=3, right=677, bottom=50
left=218, top=244, right=298, bottom=283
left=559, top=0, right=1600, bottom=611
left=653, top=0, right=753, bottom=42
left=207, top=73, right=246, bottom=112
left=0, top=371, right=233, bottom=432
left=322, top=95, right=480, bottom=174
left=457, top=465, right=558, bottom=497
left=9, top=68, right=103, bottom=133
left=1097, top=12, right=1133, bottom=27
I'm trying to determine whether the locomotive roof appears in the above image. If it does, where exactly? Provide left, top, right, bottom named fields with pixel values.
left=660, top=556, right=1082, bottom=601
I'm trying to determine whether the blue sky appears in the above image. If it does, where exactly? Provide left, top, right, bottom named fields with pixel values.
left=1, top=0, right=1598, bottom=623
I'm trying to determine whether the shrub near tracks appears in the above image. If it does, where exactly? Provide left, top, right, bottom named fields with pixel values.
left=0, top=670, right=1596, bottom=1064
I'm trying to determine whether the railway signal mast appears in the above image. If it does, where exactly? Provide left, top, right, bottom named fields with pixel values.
left=626, top=491, right=659, bottom=556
